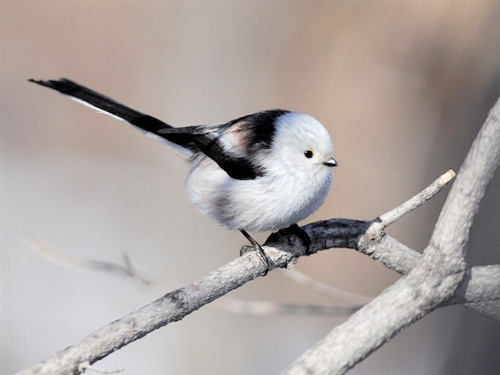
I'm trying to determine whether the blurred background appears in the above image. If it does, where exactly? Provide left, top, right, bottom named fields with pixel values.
left=1, top=1, right=499, bottom=374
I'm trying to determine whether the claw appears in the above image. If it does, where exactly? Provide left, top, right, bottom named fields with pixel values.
left=240, top=230, right=271, bottom=276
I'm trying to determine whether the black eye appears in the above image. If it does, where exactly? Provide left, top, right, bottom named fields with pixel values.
left=304, top=150, right=314, bottom=158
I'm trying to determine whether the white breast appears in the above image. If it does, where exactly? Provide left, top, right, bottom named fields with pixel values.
left=186, top=156, right=332, bottom=233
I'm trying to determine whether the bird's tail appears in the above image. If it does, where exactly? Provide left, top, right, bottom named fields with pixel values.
left=29, top=78, right=197, bottom=155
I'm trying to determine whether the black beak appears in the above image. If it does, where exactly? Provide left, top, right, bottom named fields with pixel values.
left=323, top=158, right=338, bottom=167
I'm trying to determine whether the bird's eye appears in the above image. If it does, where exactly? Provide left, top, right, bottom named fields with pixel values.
left=304, top=150, right=314, bottom=158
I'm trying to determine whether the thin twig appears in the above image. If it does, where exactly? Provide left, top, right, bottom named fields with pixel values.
left=78, top=362, right=123, bottom=374
left=379, top=169, right=456, bottom=227
left=26, top=236, right=159, bottom=286
left=214, top=298, right=362, bottom=316
left=278, top=269, right=371, bottom=304
left=28, top=235, right=366, bottom=316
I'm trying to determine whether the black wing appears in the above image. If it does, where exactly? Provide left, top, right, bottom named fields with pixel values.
left=160, top=109, right=289, bottom=180
left=160, top=125, right=264, bottom=180
left=29, top=78, right=198, bottom=154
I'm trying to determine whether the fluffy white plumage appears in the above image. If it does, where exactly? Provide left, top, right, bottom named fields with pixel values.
left=186, top=112, right=335, bottom=232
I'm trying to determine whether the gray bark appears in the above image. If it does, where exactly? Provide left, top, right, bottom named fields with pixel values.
left=17, top=98, right=500, bottom=375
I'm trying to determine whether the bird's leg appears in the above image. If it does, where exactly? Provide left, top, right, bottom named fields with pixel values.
left=240, top=230, right=271, bottom=276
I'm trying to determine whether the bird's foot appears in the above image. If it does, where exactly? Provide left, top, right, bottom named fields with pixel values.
left=240, top=230, right=271, bottom=276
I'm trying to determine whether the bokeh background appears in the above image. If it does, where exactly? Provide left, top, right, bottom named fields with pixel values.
left=1, top=1, right=499, bottom=374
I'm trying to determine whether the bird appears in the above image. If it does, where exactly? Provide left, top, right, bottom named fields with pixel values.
left=29, top=78, right=337, bottom=275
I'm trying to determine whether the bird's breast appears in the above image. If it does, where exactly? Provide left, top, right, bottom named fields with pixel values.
left=186, top=157, right=332, bottom=233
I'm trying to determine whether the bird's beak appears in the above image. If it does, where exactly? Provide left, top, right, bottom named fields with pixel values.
left=323, top=158, right=338, bottom=167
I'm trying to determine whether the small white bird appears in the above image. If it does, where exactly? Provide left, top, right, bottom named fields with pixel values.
left=29, top=78, right=337, bottom=274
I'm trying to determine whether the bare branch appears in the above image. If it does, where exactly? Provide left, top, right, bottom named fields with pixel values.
left=29, top=235, right=367, bottom=316
left=425, top=96, right=500, bottom=265
left=26, top=236, right=159, bottom=286
left=15, top=169, right=466, bottom=375
left=380, top=169, right=456, bottom=227
left=453, top=265, right=500, bottom=321
left=213, top=298, right=362, bottom=316
left=278, top=269, right=372, bottom=304
left=285, top=97, right=500, bottom=375
left=77, top=362, right=123, bottom=374
left=17, top=98, right=500, bottom=375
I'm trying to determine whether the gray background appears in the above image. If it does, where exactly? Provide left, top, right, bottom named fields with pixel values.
left=1, top=1, right=499, bottom=374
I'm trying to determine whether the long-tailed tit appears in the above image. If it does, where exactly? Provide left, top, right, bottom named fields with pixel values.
left=29, top=78, right=337, bottom=275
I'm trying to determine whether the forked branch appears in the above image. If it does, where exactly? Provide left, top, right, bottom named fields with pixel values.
left=17, top=99, right=500, bottom=375
left=285, top=97, right=500, bottom=375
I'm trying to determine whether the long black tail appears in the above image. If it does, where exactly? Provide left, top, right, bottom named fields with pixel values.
left=29, top=78, right=197, bottom=154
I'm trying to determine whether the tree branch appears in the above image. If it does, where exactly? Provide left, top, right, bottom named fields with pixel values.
left=379, top=169, right=456, bottom=227
left=213, top=298, right=363, bottom=316
left=285, top=97, right=500, bottom=375
left=16, top=169, right=461, bottom=375
left=17, top=99, right=499, bottom=375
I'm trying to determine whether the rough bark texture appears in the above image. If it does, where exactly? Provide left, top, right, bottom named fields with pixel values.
left=284, top=98, right=500, bottom=374
left=17, top=99, right=500, bottom=375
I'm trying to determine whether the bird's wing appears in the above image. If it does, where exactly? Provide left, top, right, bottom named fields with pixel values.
left=159, top=124, right=265, bottom=180
left=29, top=78, right=198, bottom=155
